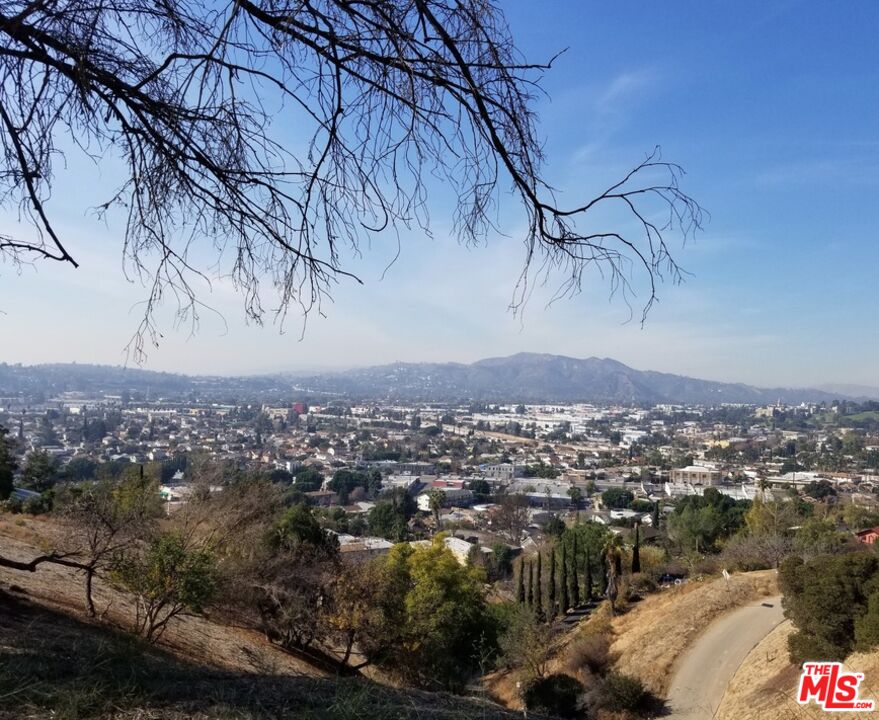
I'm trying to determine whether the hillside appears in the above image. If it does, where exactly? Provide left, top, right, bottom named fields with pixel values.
left=0, top=591, right=524, bottom=720
left=0, top=363, right=287, bottom=401
left=717, top=620, right=879, bottom=720
left=0, top=355, right=845, bottom=404
left=293, top=353, right=842, bottom=404
left=0, top=516, right=525, bottom=720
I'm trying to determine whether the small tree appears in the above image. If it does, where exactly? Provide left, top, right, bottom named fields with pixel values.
left=496, top=494, right=530, bottom=543
left=499, top=605, right=555, bottom=681
left=20, top=450, right=58, bottom=492
left=59, top=472, right=161, bottom=616
left=113, top=532, right=217, bottom=643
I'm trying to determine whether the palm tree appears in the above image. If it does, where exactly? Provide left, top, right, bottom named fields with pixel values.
left=427, top=489, right=444, bottom=531
left=603, top=535, right=624, bottom=616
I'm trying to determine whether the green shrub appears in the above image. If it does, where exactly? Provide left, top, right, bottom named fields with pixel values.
left=524, top=674, right=583, bottom=718
left=600, top=672, right=653, bottom=713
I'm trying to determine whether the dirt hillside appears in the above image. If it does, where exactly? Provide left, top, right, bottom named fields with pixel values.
left=717, top=620, right=879, bottom=720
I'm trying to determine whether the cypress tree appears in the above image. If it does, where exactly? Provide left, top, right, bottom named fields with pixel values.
left=652, top=501, right=660, bottom=529
left=570, top=533, right=580, bottom=607
left=517, top=556, right=526, bottom=604
left=632, top=523, right=641, bottom=573
left=534, top=551, right=544, bottom=621
left=585, top=547, right=594, bottom=601
left=559, top=541, right=569, bottom=614
left=548, top=547, right=557, bottom=619
left=526, top=558, right=534, bottom=607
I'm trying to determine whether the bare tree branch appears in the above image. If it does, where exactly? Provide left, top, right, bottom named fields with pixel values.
left=0, top=0, right=704, bottom=356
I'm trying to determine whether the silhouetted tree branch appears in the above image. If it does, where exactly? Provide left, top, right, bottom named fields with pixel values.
left=0, top=0, right=704, bottom=357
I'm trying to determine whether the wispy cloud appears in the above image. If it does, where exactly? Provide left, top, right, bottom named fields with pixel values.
left=595, top=68, right=660, bottom=114
left=756, top=157, right=879, bottom=188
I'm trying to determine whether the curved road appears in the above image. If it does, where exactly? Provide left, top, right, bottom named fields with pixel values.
left=666, top=595, right=785, bottom=719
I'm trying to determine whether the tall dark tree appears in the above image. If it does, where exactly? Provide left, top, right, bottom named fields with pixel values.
left=586, top=547, right=595, bottom=602
left=632, top=523, right=641, bottom=574
left=570, top=533, right=580, bottom=607
left=559, top=541, right=569, bottom=615
left=0, top=0, right=701, bottom=357
left=534, top=551, right=544, bottom=621
left=0, top=426, right=16, bottom=501
left=526, top=558, right=534, bottom=608
left=21, top=450, right=57, bottom=492
left=548, top=546, right=557, bottom=619
left=652, top=501, right=661, bottom=529
left=517, top=556, right=526, bottom=605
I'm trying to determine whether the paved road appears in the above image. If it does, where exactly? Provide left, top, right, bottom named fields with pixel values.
left=665, top=595, right=784, bottom=719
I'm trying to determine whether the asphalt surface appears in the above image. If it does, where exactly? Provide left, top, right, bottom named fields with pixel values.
left=665, top=595, right=785, bottom=719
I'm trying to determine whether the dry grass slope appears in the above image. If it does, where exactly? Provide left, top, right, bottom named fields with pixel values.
left=717, top=620, right=879, bottom=720
left=608, top=570, right=778, bottom=696
left=0, top=589, right=529, bottom=720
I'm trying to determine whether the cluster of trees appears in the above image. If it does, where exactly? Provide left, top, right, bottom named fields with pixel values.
left=666, top=488, right=750, bottom=554
left=328, top=468, right=383, bottom=503
left=367, top=489, right=416, bottom=541
left=514, top=523, right=613, bottom=620
left=780, top=552, right=879, bottom=663
left=601, top=488, right=634, bottom=509
left=523, top=462, right=560, bottom=479
left=1, top=460, right=507, bottom=689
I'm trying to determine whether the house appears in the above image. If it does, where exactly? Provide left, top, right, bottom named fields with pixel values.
left=416, top=487, right=473, bottom=511
left=336, top=534, right=394, bottom=560
left=483, top=463, right=525, bottom=482
left=670, top=465, right=722, bottom=486
left=856, top=527, right=879, bottom=545
left=410, top=536, right=477, bottom=565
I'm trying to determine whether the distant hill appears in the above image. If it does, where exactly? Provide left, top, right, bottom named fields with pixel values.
left=0, top=362, right=286, bottom=401
left=0, top=356, right=847, bottom=405
left=816, top=383, right=879, bottom=401
left=292, top=353, right=843, bottom=405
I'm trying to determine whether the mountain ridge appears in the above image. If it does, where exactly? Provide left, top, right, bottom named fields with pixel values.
left=291, top=352, right=845, bottom=404
left=0, top=356, right=852, bottom=405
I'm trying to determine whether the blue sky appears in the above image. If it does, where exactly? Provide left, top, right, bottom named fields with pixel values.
left=2, top=0, right=878, bottom=387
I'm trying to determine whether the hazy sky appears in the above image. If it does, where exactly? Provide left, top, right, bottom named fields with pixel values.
left=2, top=1, right=879, bottom=387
